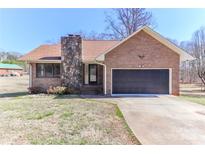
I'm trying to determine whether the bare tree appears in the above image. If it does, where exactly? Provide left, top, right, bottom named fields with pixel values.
left=167, top=38, right=180, bottom=46
left=105, top=8, right=155, bottom=39
left=179, top=41, right=198, bottom=84
left=75, top=30, right=113, bottom=40
left=0, top=51, right=21, bottom=62
left=191, top=27, right=205, bottom=88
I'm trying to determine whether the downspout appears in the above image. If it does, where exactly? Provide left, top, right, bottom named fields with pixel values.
left=28, top=62, right=32, bottom=88
left=95, top=61, right=106, bottom=95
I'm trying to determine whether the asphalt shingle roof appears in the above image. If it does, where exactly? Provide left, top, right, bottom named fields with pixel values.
left=19, top=40, right=120, bottom=62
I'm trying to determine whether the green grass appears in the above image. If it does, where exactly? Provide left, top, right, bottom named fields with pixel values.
left=60, top=111, right=74, bottom=119
left=115, top=106, right=141, bottom=144
left=0, top=95, right=139, bottom=144
left=27, top=111, right=54, bottom=120
left=29, top=137, right=88, bottom=145
left=115, top=106, right=124, bottom=118
left=180, top=95, right=205, bottom=105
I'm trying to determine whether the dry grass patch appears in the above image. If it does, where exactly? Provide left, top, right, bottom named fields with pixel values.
left=0, top=95, right=139, bottom=144
left=180, top=95, right=205, bottom=106
left=180, top=83, right=205, bottom=97
left=0, top=75, right=28, bottom=96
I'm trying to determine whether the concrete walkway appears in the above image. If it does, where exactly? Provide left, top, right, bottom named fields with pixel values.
left=117, top=95, right=205, bottom=144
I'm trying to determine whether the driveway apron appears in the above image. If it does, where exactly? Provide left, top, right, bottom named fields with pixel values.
left=117, top=95, right=205, bottom=144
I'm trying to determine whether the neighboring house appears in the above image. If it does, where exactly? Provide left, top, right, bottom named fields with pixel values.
left=0, top=63, right=23, bottom=76
left=19, top=26, right=194, bottom=95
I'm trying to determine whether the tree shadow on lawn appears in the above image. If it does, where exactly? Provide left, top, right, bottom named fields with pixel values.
left=54, top=94, right=114, bottom=100
left=0, top=92, right=28, bottom=98
left=54, top=94, right=81, bottom=99
left=54, top=94, right=159, bottom=100
left=0, top=93, right=82, bottom=99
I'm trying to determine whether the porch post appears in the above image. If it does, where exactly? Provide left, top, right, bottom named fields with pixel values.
left=95, top=62, right=107, bottom=95
left=84, top=63, right=89, bottom=84
left=29, top=63, right=32, bottom=88
left=103, top=64, right=107, bottom=95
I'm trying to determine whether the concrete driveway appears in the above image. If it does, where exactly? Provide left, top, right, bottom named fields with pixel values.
left=117, top=95, right=205, bottom=144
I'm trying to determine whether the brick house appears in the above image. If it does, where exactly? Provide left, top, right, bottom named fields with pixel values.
left=0, top=63, right=23, bottom=76
left=19, top=26, right=194, bottom=95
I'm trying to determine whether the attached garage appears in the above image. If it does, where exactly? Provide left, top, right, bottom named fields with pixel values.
left=95, top=26, right=194, bottom=95
left=112, top=69, right=170, bottom=95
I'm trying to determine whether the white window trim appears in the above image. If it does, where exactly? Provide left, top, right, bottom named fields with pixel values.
left=110, top=68, right=172, bottom=96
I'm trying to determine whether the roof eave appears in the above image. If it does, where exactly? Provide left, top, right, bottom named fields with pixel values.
left=180, top=53, right=195, bottom=61
left=96, top=54, right=105, bottom=61
left=0, top=68, right=23, bottom=70
left=26, top=60, right=61, bottom=63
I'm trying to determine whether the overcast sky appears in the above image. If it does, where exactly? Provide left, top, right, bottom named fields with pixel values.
left=1, top=8, right=205, bottom=54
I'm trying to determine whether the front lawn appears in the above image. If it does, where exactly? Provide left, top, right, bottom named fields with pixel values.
left=180, top=95, right=205, bottom=106
left=0, top=95, right=139, bottom=144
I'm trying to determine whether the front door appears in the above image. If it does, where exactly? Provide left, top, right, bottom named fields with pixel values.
left=89, top=64, right=97, bottom=85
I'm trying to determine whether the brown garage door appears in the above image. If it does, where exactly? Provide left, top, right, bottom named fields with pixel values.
left=112, top=69, right=169, bottom=94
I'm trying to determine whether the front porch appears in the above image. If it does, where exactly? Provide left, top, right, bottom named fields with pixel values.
left=81, top=63, right=104, bottom=95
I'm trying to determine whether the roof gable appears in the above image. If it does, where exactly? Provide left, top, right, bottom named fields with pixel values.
left=96, top=26, right=194, bottom=62
left=82, top=40, right=119, bottom=62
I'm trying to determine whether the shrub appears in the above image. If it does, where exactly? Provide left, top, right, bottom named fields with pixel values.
left=66, top=87, right=80, bottom=94
left=47, top=86, right=68, bottom=95
left=28, top=87, right=43, bottom=94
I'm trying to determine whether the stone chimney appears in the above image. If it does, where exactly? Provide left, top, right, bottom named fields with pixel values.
left=61, top=34, right=82, bottom=93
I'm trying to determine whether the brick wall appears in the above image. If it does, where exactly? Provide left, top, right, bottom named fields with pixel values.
left=104, top=31, right=180, bottom=95
left=0, top=68, right=23, bottom=76
left=31, top=63, right=61, bottom=90
left=0, top=69, right=9, bottom=75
